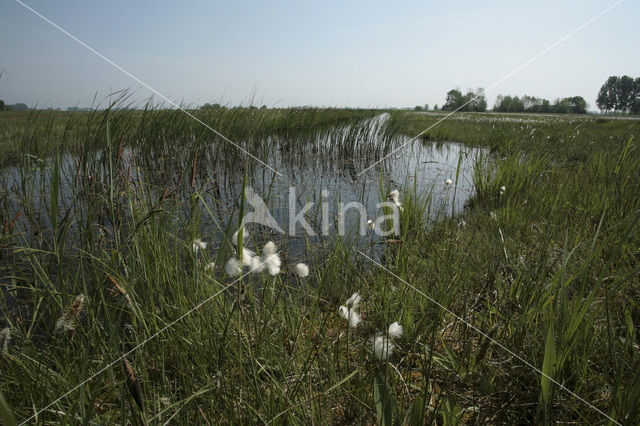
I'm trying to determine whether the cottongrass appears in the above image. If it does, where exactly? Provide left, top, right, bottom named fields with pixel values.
left=339, top=306, right=361, bottom=328
left=204, top=262, right=216, bottom=272
left=55, top=294, right=85, bottom=334
left=295, top=263, right=309, bottom=277
left=339, top=292, right=362, bottom=328
left=444, top=178, right=453, bottom=188
left=260, top=241, right=281, bottom=276
left=388, top=189, right=403, bottom=210
left=232, top=227, right=247, bottom=246
left=225, top=258, right=243, bottom=277
left=192, top=238, right=207, bottom=253
left=373, top=321, right=404, bottom=361
left=499, top=186, right=506, bottom=195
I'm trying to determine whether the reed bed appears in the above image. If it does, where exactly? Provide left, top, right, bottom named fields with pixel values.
left=0, top=107, right=638, bottom=424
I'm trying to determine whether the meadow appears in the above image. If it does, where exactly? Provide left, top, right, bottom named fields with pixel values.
left=0, top=106, right=639, bottom=424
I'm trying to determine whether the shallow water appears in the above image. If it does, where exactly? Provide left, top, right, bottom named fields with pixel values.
left=0, top=114, right=485, bottom=266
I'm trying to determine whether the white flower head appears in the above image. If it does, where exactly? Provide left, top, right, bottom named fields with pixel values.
left=204, top=262, right=216, bottom=272
left=444, top=178, right=453, bottom=188
left=388, top=189, right=401, bottom=208
left=373, top=335, right=394, bottom=361
left=225, top=257, right=243, bottom=277
left=192, top=238, right=207, bottom=253
left=338, top=306, right=361, bottom=328
left=262, top=241, right=277, bottom=255
left=367, top=219, right=374, bottom=230
left=388, top=321, right=403, bottom=340
left=241, top=247, right=256, bottom=267
left=232, top=227, right=247, bottom=247
left=249, top=255, right=265, bottom=273
left=345, top=292, right=361, bottom=309
left=490, top=211, right=497, bottom=221
left=499, top=186, right=506, bottom=195
left=295, top=263, right=309, bottom=278
left=261, top=253, right=281, bottom=276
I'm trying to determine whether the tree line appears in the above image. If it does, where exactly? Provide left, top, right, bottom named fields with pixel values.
left=493, top=95, right=588, bottom=114
left=596, top=75, right=640, bottom=114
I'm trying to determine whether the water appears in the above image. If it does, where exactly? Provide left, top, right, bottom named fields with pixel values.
left=0, top=114, right=486, bottom=267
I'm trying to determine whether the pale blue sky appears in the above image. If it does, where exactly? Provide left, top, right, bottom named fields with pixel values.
left=1, top=0, right=638, bottom=110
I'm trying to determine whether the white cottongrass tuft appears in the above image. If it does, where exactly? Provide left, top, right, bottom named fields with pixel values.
left=388, top=189, right=402, bottom=208
left=444, top=178, right=453, bottom=188
left=499, top=186, right=506, bottom=195
left=249, top=255, right=265, bottom=273
left=241, top=248, right=256, bottom=268
left=262, top=241, right=277, bottom=255
left=345, top=292, right=361, bottom=309
left=225, top=257, right=243, bottom=277
left=367, top=219, right=374, bottom=230
left=260, top=241, right=281, bottom=275
left=338, top=306, right=361, bottom=328
left=295, top=263, right=309, bottom=278
left=373, top=335, right=394, bottom=361
left=388, top=321, right=403, bottom=340
left=204, top=262, right=215, bottom=272
left=490, top=211, right=497, bottom=221
left=232, top=227, right=247, bottom=246
left=192, top=238, right=207, bottom=253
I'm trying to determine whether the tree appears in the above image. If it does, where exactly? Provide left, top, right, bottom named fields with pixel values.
left=0, top=100, right=4, bottom=111
left=567, top=96, right=588, bottom=114
left=596, top=75, right=639, bottom=113
left=414, top=105, right=424, bottom=111
left=631, top=78, right=640, bottom=115
left=433, top=104, right=438, bottom=111
left=443, top=89, right=465, bottom=111
left=424, top=103, right=429, bottom=111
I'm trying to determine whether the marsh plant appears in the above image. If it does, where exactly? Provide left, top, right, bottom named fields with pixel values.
left=0, top=106, right=639, bottom=424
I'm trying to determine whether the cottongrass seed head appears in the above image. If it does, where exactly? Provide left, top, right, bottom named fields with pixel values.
left=55, top=294, right=85, bottom=334
left=346, top=292, right=361, bottom=309
left=294, top=263, right=309, bottom=277
left=232, top=227, right=247, bottom=246
left=225, top=257, right=243, bottom=277
left=260, top=241, right=281, bottom=275
left=338, top=306, right=361, bottom=328
left=388, top=321, right=403, bottom=340
left=192, top=238, right=207, bottom=253
left=373, top=335, right=394, bottom=361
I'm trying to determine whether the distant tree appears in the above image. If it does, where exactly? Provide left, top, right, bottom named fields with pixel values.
left=616, top=75, right=635, bottom=112
left=567, top=96, right=588, bottom=114
left=632, top=78, right=640, bottom=115
left=414, top=105, right=424, bottom=111
left=433, top=104, right=438, bottom=111
left=553, top=98, right=571, bottom=114
left=11, top=103, right=28, bottom=111
left=596, top=76, right=618, bottom=112
left=0, top=100, right=4, bottom=111
left=201, top=103, right=222, bottom=110
left=260, top=105, right=267, bottom=109
left=424, top=103, right=429, bottom=111
left=443, top=89, right=465, bottom=111
left=494, top=95, right=524, bottom=112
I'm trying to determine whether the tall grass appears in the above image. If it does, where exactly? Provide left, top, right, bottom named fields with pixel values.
left=0, top=107, right=638, bottom=423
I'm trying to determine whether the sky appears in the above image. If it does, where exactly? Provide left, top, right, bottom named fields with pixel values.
left=0, top=0, right=638, bottom=111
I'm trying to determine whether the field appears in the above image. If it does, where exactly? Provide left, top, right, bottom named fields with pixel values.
left=0, top=107, right=639, bottom=424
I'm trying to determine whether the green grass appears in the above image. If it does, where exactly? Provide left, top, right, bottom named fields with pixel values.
left=0, top=107, right=639, bottom=424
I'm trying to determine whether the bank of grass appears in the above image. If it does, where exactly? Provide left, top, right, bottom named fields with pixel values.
left=0, top=109, right=638, bottom=424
